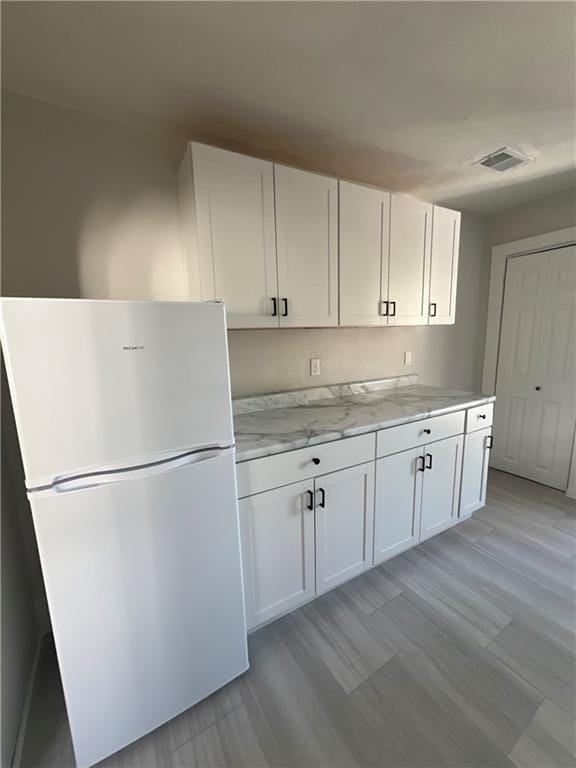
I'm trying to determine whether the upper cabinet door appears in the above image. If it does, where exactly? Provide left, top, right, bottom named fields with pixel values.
left=185, top=143, right=279, bottom=329
left=429, top=206, right=461, bottom=325
left=387, top=195, right=432, bottom=326
left=339, top=181, right=390, bottom=327
left=275, top=166, right=338, bottom=327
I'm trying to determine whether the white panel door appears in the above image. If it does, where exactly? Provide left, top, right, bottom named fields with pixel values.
left=387, top=195, right=432, bottom=326
left=31, top=451, right=248, bottom=768
left=374, top=447, right=423, bottom=564
left=275, top=165, right=338, bottom=327
left=0, top=300, right=234, bottom=488
left=493, top=246, right=576, bottom=489
left=314, top=462, right=375, bottom=594
left=339, top=181, right=390, bottom=326
left=239, top=480, right=315, bottom=629
left=428, top=205, right=461, bottom=325
left=191, top=143, right=278, bottom=328
left=419, top=434, right=463, bottom=541
left=460, top=427, right=492, bottom=517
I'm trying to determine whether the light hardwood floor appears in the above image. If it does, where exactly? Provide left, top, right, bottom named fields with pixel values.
left=19, top=470, right=576, bottom=768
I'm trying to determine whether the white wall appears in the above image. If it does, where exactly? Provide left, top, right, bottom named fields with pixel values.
left=488, top=186, right=576, bottom=245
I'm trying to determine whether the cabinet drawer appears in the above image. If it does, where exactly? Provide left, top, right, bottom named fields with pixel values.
left=466, top=403, right=494, bottom=433
left=376, top=411, right=465, bottom=457
left=236, top=433, right=375, bottom=498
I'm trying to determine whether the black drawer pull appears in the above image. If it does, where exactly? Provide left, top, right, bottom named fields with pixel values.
left=479, top=414, right=486, bottom=419
left=306, top=490, right=314, bottom=511
left=312, top=457, right=321, bottom=465
left=318, top=488, right=326, bottom=508
left=425, top=453, right=433, bottom=470
left=486, top=435, right=494, bottom=449
left=271, top=297, right=277, bottom=316
left=417, top=456, right=425, bottom=472
left=423, top=428, right=431, bottom=435
left=282, top=298, right=288, bottom=317
left=429, top=302, right=437, bottom=317
left=389, top=300, right=397, bottom=317
left=380, top=300, right=389, bottom=317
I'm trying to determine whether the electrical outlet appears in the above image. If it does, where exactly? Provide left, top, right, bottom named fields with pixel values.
left=404, top=350, right=413, bottom=366
left=310, top=358, right=321, bottom=376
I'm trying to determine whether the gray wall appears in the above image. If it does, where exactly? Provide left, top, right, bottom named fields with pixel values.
left=488, top=186, right=576, bottom=246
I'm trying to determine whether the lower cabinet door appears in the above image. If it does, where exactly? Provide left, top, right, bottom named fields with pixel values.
left=420, top=434, right=464, bottom=541
left=314, top=462, right=375, bottom=595
left=374, top=447, right=422, bottom=564
left=460, top=427, right=492, bottom=517
left=239, top=480, right=315, bottom=630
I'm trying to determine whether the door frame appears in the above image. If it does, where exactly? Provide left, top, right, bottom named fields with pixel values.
left=482, top=226, right=576, bottom=495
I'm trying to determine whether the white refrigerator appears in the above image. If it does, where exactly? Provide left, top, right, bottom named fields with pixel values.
left=0, top=298, right=249, bottom=768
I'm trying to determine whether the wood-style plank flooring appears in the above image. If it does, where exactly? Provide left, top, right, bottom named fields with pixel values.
left=19, top=470, right=576, bottom=768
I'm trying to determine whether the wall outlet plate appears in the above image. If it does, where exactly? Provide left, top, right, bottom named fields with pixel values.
left=310, top=358, right=321, bottom=376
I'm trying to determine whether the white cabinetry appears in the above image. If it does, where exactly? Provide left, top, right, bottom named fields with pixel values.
left=429, top=206, right=461, bottom=325
left=460, top=427, right=492, bottom=517
left=239, top=480, right=315, bottom=629
left=275, top=166, right=338, bottom=327
left=178, top=143, right=278, bottom=328
left=339, top=181, right=389, bottom=326
left=374, top=447, right=421, bottom=563
left=387, top=195, right=432, bottom=326
left=419, top=434, right=464, bottom=540
left=315, top=463, right=375, bottom=594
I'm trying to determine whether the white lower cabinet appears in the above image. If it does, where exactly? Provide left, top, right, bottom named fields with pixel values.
left=239, top=480, right=315, bottom=630
left=419, top=434, right=464, bottom=541
left=460, top=427, right=492, bottom=517
left=374, top=447, right=421, bottom=564
left=315, top=463, right=375, bottom=595
left=375, top=434, right=464, bottom=560
left=239, top=406, right=489, bottom=630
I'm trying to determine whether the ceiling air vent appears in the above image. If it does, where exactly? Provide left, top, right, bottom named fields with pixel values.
left=474, top=147, right=533, bottom=172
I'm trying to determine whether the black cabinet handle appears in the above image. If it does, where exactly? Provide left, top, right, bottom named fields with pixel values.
left=389, top=300, right=397, bottom=317
left=306, top=490, right=314, bottom=511
left=486, top=435, right=494, bottom=449
left=423, top=428, right=431, bottom=435
left=380, top=300, right=389, bottom=317
left=425, top=453, right=433, bottom=470
left=429, top=302, right=437, bottom=317
left=535, top=386, right=542, bottom=391
left=479, top=414, right=486, bottom=419
left=282, top=298, right=288, bottom=317
left=417, top=456, right=425, bottom=472
left=271, top=297, right=277, bottom=316
left=312, top=457, right=320, bottom=465
left=317, top=488, right=326, bottom=508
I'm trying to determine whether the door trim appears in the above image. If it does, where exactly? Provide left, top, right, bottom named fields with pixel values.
left=482, top=228, right=576, bottom=495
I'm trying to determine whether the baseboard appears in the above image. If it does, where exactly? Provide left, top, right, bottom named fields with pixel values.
left=11, top=632, right=47, bottom=768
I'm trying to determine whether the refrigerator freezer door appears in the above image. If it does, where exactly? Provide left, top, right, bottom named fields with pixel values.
left=31, top=450, right=248, bottom=768
left=0, top=300, right=234, bottom=487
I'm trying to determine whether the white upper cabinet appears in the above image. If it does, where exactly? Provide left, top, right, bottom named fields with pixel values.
left=339, top=181, right=390, bottom=326
left=387, top=195, right=433, bottom=326
left=429, top=206, right=461, bottom=325
left=274, top=165, right=338, bottom=327
left=178, top=143, right=278, bottom=328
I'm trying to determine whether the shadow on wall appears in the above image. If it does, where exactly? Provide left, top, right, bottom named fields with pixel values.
left=1, top=91, right=186, bottom=301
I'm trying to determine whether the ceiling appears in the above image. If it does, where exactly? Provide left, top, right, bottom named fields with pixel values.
left=3, top=1, right=576, bottom=214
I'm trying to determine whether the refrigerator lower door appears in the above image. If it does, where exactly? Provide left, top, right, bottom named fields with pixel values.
left=30, top=450, right=248, bottom=768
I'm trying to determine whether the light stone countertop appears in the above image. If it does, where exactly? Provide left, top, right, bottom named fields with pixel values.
left=233, top=377, right=495, bottom=463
